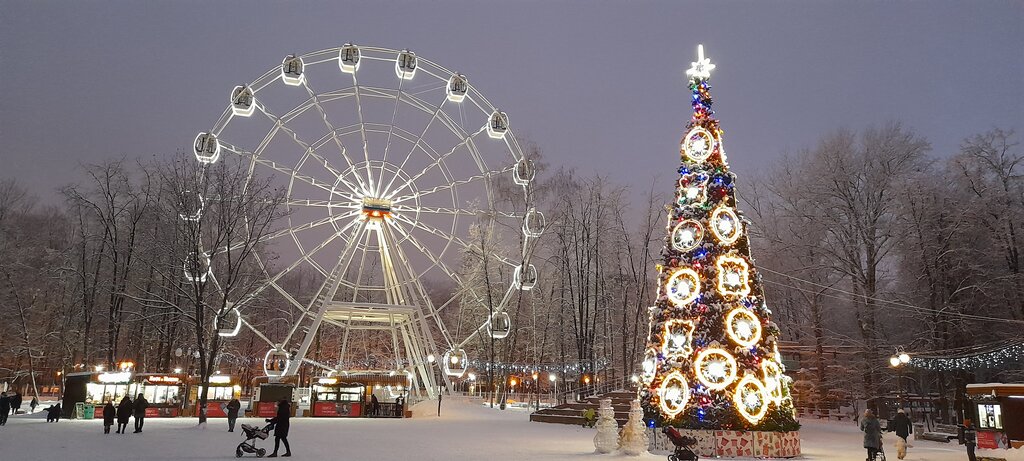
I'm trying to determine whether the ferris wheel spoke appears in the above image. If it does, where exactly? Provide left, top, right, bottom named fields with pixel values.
left=391, top=204, right=519, bottom=220
left=380, top=88, right=450, bottom=196
left=390, top=212, right=474, bottom=257
left=254, top=100, right=366, bottom=196
left=392, top=165, right=512, bottom=205
left=235, top=231, right=340, bottom=309
left=387, top=217, right=465, bottom=286
left=299, top=76, right=370, bottom=191
left=376, top=74, right=408, bottom=197
left=351, top=76, right=376, bottom=195
left=385, top=126, right=487, bottom=200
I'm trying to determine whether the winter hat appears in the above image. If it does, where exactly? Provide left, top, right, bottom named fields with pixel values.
left=898, top=409, right=905, bottom=414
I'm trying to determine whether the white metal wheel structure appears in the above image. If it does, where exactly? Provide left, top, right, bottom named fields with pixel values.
left=192, top=45, right=543, bottom=398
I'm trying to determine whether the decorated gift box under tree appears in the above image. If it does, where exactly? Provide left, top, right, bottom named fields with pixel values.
left=638, top=45, right=800, bottom=458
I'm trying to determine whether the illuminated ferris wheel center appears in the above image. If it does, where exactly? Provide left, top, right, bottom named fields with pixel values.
left=361, top=196, right=393, bottom=219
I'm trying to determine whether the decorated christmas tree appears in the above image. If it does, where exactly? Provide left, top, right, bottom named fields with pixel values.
left=593, top=398, right=619, bottom=453
left=618, top=399, right=649, bottom=456
left=638, top=45, right=799, bottom=432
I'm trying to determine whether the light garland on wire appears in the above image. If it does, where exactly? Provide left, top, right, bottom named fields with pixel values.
left=908, top=342, right=1024, bottom=371
left=694, top=347, right=738, bottom=391
left=733, top=374, right=769, bottom=424
left=462, top=357, right=611, bottom=375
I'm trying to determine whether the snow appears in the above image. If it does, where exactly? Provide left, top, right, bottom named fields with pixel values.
left=0, top=397, right=1016, bottom=460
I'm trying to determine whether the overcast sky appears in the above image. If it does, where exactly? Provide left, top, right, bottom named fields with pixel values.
left=1, top=0, right=1022, bottom=203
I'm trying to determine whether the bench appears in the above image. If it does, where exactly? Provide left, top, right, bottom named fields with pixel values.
left=919, top=424, right=959, bottom=443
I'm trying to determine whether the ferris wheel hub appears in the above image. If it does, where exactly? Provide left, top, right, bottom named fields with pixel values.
left=361, top=196, right=393, bottom=218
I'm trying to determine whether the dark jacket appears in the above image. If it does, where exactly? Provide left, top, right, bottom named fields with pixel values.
left=266, top=401, right=291, bottom=438
left=861, top=416, right=883, bottom=449
left=103, top=403, right=116, bottom=425
left=226, top=399, right=241, bottom=418
left=47, top=403, right=61, bottom=419
left=133, top=396, right=149, bottom=417
left=891, top=413, right=913, bottom=439
left=0, top=395, right=9, bottom=413
left=117, top=398, right=133, bottom=423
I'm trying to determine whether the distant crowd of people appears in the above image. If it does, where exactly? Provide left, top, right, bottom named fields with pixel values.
left=1, top=391, right=60, bottom=424
left=860, top=408, right=979, bottom=461
left=100, top=393, right=149, bottom=434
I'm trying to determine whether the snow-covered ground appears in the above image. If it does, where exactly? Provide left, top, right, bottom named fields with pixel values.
left=0, top=398, right=1015, bottom=460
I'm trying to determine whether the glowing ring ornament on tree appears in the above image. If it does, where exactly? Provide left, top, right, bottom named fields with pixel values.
left=662, top=319, right=696, bottom=358
left=677, top=172, right=710, bottom=207
left=725, top=307, right=762, bottom=347
left=761, top=360, right=784, bottom=404
left=671, top=220, right=704, bottom=252
left=666, top=268, right=701, bottom=307
left=681, top=126, right=717, bottom=162
left=658, top=370, right=691, bottom=417
left=733, top=374, right=769, bottom=424
left=716, top=255, right=751, bottom=298
left=694, top=347, right=737, bottom=391
left=709, top=205, right=741, bottom=244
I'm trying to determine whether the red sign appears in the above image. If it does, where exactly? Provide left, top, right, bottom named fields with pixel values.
left=144, top=407, right=179, bottom=418
left=312, top=401, right=361, bottom=417
left=977, top=430, right=1000, bottom=450
left=257, top=401, right=278, bottom=418
left=197, top=402, right=228, bottom=418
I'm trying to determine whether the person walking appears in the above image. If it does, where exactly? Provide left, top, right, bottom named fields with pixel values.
left=0, top=392, right=9, bottom=426
left=265, top=400, right=292, bottom=457
left=960, top=418, right=977, bottom=461
left=116, top=396, right=132, bottom=434
left=370, top=394, right=380, bottom=417
left=102, top=401, right=116, bottom=434
left=133, top=393, right=148, bottom=433
left=29, top=396, right=38, bottom=414
left=10, top=392, right=21, bottom=415
left=860, top=409, right=883, bottom=461
left=890, top=409, right=913, bottom=459
left=226, top=397, right=241, bottom=432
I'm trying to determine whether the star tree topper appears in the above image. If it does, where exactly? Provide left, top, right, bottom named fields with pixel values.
left=686, top=44, right=716, bottom=80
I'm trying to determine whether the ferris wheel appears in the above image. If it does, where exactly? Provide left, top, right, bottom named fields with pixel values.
left=191, top=45, right=544, bottom=397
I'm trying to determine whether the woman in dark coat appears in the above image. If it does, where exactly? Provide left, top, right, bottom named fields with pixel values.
left=265, top=400, right=292, bottom=457
left=860, top=409, right=883, bottom=460
left=102, top=401, right=116, bottom=434
left=116, top=396, right=133, bottom=434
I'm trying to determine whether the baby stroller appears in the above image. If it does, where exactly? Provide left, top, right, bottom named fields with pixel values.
left=663, top=426, right=699, bottom=461
left=236, top=422, right=273, bottom=458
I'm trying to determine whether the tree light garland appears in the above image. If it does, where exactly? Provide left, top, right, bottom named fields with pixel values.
left=677, top=172, right=710, bottom=207
left=761, top=360, right=784, bottom=404
left=671, top=220, right=704, bottom=252
left=681, top=127, right=717, bottom=162
left=662, top=319, right=696, bottom=358
left=716, top=255, right=751, bottom=298
left=694, top=347, right=737, bottom=391
left=725, top=307, right=761, bottom=347
left=666, top=268, right=701, bottom=307
left=733, top=374, right=769, bottom=424
left=709, top=206, right=741, bottom=244
left=658, top=370, right=691, bottom=417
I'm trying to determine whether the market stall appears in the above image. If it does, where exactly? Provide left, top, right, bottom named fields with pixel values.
left=135, top=373, right=186, bottom=417
left=309, top=377, right=363, bottom=417
left=189, top=374, right=241, bottom=417
left=966, top=383, right=1024, bottom=449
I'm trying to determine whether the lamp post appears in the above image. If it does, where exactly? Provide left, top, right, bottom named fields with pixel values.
left=549, top=373, right=557, bottom=405
left=889, top=349, right=911, bottom=410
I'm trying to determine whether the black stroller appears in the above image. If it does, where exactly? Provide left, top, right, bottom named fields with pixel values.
left=236, top=422, right=273, bottom=458
left=663, top=426, right=699, bottom=461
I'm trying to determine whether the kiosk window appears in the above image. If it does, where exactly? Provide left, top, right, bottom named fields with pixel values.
left=977, top=404, right=1002, bottom=429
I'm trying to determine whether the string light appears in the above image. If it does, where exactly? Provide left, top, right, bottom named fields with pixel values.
left=694, top=347, right=737, bottom=391
left=910, top=342, right=1024, bottom=371
left=761, top=360, right=783, bottom=404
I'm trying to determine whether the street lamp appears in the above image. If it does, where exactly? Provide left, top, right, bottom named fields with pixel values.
left=889, top=349, right=911, bottom=410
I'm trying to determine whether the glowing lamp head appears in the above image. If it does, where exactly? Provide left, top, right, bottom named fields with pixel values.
left=889, top=356, right=901, bottom=367
left=899, top=353, right=910, bottom=364
left=548, top=373, right=556, bottom=382
left=427, top=354, right=436, bottom=363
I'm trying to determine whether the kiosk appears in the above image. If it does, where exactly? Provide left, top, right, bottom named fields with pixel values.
left=190, top=374, right=241, bottom=417
left=136, top=373, right=186, bottom=417
left=62, top=370, right=137, bottom=419
left=309, top=377, right=363, bottom=417
left=967, top=383, right=1024, bottom=449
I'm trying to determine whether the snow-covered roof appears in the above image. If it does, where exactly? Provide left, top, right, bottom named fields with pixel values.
left=965, top=383, right=1024, bottom=397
